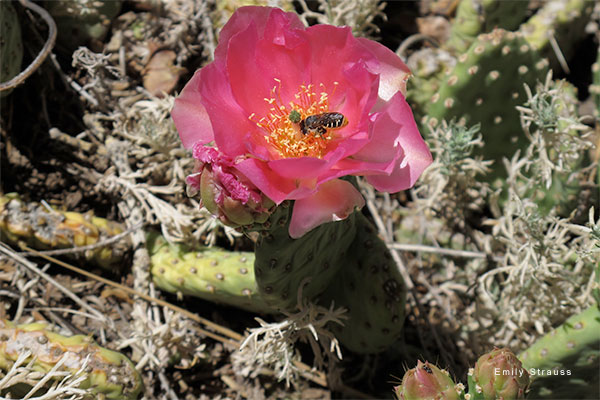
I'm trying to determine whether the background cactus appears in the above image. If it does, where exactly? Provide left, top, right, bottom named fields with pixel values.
left=519, top=306, right=600, bottom=399
left=407, top=0, right=592, bottom=179
left=0, top=319, right=143, bottom=400
left=424, top=29, right=548, bottom=177
left=445, top=0, right=528, bottom=53
left=46, top=0, right=122, bottom=50
left=0, top=1, right=23, bottom=97
left=0, top=194, right=128, bottom=271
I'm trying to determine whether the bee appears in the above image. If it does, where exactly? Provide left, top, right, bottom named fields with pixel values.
left=289, top=111, right=348, bottom=136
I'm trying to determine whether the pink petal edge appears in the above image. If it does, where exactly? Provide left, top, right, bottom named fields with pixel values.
left=357, top=37, right=411, bottom=100
left=288, top=179, right=365, bottom=238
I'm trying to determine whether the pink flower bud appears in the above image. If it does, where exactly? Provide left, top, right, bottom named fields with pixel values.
left=187, top=144, right=275, bottom=227
left=395, top=361, right=461, bottom=400
left=472, top=348, right=530, bottom=400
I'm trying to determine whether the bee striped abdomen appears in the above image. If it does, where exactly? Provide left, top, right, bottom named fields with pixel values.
left=299, top=112, right=347, bottom=135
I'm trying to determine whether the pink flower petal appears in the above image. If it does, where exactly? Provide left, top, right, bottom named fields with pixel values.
left=360, top=93, right=432, bottom=191
left=304, top=25, right=379, bottom=128
left=215, top=6, right=304, bottom=60
left=267, top=157, right=330, bottom=180
left=235, top=157, right=300, bottom=204
left=357, top=37, right=411, bottom=100
left=288, top=179, right=365, bottom=238
left=172, top=69, right=214, bottom=149
left=226, top=16, right=310, bottom=121
left=197, top=61, right=255, bottom=156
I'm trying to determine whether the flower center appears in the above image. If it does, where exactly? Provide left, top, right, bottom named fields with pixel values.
left=249, top=79, right=344, bottom=159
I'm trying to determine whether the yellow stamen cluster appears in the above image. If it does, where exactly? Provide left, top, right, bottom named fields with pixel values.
left=249, top=79, right=340, bottom=159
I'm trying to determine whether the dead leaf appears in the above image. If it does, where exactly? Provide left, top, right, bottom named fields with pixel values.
left=142, top=49, right=186, bottom=97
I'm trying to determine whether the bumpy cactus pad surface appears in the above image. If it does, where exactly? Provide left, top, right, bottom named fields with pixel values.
left=0, top=194, right=128, bottom=271
left=425, top=29, right=548, bottom=176
left=446, top=0, right=528, bottom=53
left=254, top=205, right=357, bottom=311
left=320, top=213, right=406, bottom=354
left=149, top=234, right=274, bottom=314
left=0, top=319, right=143, bottom=399
left=519, top=306, right=600, bottom=399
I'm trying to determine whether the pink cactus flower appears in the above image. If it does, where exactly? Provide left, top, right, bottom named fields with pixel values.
left=172, top=6, right=432, bottom=238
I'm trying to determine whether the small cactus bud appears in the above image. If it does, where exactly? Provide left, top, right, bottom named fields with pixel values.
left=395, top=361, right=460, bottom=400
left=472, top=348, right=530, bottom=400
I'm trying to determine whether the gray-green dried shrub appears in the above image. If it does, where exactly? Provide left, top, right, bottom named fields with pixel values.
left=410, top=73, right=597, bottom=353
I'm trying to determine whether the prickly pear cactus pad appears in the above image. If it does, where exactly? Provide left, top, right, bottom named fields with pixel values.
left=519, top=306, right=600, bottom=399
left=253, top=205, right=358, bottom=311
left=520, top=0, right=593, bottom=70
left=0, top=319, right=143, bottom=399
left=149, top=233, right=274, bottom=314
left=319, top=213, right=406, bottom=354
left=46, top=0, right=122, bottom=50
left=0, top=1, right=23, bottom=97
left=0, top=194, right=128, bottom=271
left=425, top=29, right=549, bottom=176
left=446, top=0, right=528, bottom=53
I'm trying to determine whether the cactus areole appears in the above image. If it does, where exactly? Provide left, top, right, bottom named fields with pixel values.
left=172, top=6, right=432, bottom=238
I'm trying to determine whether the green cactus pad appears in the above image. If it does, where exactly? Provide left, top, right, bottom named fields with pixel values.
left=46, top=0, right=122, bottom=50
left=253, top=204, right=357, bottom=311
left=446, top=0, right=529, bottom=53
left=148, top=234, right=274, bottom=314
left=0, top=319, right=143, bottom=399
left=406, top=48, right=457, bottom=125
left=320, top=213, right=406, bottom=354
left=0, top=194, right=128, bottom=271
left=519, top=306, right=600, bottom=399
left=521, top=0, right=593, bottom=71
left=425, top=29, right=548, bottom=177
left=0, top=1, right=23, bottom=97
